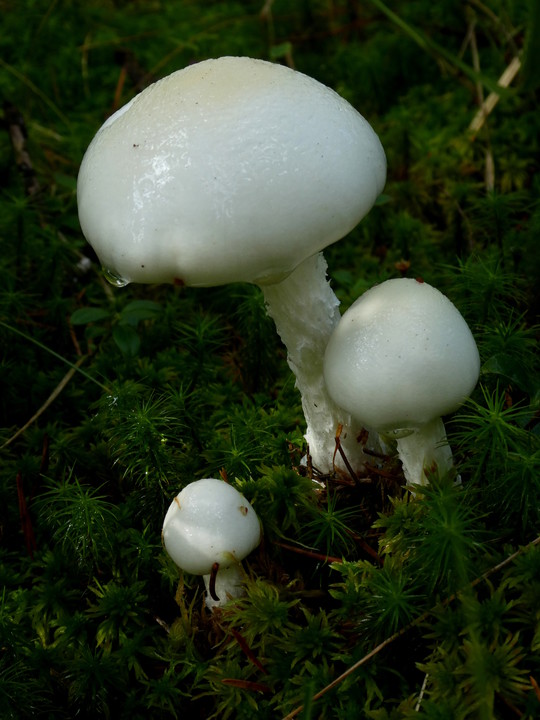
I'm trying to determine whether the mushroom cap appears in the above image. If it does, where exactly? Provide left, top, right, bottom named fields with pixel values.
left=323, top=278, right=480, bottom=431
left=162, top=478, right=261, bottom=575
left=77, top=56, right=386, bottom=287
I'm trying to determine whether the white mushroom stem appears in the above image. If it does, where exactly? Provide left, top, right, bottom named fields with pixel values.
left=261, top=252, right=361, bottom=474
left=203, top=563, right=246, bottom=610
left=389, top=417, right=454, bottom=487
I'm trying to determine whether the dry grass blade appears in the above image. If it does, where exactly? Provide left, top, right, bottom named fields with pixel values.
left=282, top=535, right=540, bottom=720
left=469, top=56, right=521, bottom=134
left=1, top=357, right=85, bottom=450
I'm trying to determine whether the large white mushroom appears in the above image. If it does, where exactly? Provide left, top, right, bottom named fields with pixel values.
left=77, top=56, right=386, bottom=473
left=162, top=478, right=261, bottom=608
left=323, top=278, right=481, bottom=486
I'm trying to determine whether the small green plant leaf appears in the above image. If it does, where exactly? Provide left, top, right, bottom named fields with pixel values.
left=269, top=42, right=292, bottom=61
left=119, top=300, right=162, bottom=325
left=71, top=307, right=111, bottom=325
left=112, top=323, right=140, bottom=356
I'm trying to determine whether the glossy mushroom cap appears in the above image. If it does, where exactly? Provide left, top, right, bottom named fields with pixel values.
left=323, top=278, right=480, bottom=432
left=162, top=478, right=261, bottom=575
left=77, top=56, right=386, bottom=288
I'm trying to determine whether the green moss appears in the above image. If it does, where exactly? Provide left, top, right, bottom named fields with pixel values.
left=0, top=1, right=538, bottom=717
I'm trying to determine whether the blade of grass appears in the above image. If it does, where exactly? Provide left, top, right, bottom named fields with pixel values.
left=0, top=58, right=70, bottom=126
left=0, top=320, right=109, bottom=393
left=469, top=56, right=521, bottom=134
left=365, top=0, right=512, bottom=97
left=2, top=357, right=84, bottom=449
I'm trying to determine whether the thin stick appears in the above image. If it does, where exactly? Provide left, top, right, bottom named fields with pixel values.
left=274, top=540, right=343, bottom=565
left=415, top=673, right=429, bottom=711
left=283, top=622, right=424, bottom=720
left=282, top=535, right=540, bottom=720
left=333, top=424, right=359, bottom=484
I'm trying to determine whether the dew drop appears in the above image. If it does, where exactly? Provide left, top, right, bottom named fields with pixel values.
left=383, top=427, right=415, bottom=440
left=103, top=267, right=129, bottom=287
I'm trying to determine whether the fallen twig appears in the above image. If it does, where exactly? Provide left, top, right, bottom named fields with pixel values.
left=274, top=540, right=343, bottom=565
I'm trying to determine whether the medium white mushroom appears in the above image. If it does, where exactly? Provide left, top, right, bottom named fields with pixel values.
left=323, top=278, right=481, bottom=486
left=162, top=478, right=261, bottom=608
left=77, top=56, right=386, bottom=473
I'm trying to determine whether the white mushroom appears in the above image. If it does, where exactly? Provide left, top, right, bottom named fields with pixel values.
left=162, top=478, right=261, bottom=608
left=77, top=56, right=386, bottom=473
left=323, top=278, right=481, bottom=486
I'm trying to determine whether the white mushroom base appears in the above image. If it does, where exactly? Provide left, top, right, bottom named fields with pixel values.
left=391, top=417, right=454, bottom=487
left=203, top=563, right=246, bottom=609
left=261, top=252, right=365, bottom=475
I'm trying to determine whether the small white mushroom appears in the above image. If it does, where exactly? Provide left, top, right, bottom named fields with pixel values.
left=77, top=56, right=386, bottom=473
left=162, top=478, right=261, bottom=608
left=323, top=278, right=481, bottom=486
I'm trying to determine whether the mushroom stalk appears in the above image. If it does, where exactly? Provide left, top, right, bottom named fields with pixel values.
left=389, top=417, right=454, bottom=486
left=203, top=563, right=246, bottom=609
left=261, top=252, right=359, bottom=474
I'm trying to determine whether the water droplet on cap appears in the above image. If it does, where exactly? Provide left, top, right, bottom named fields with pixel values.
left=103, top=267, right=129, bottom=287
